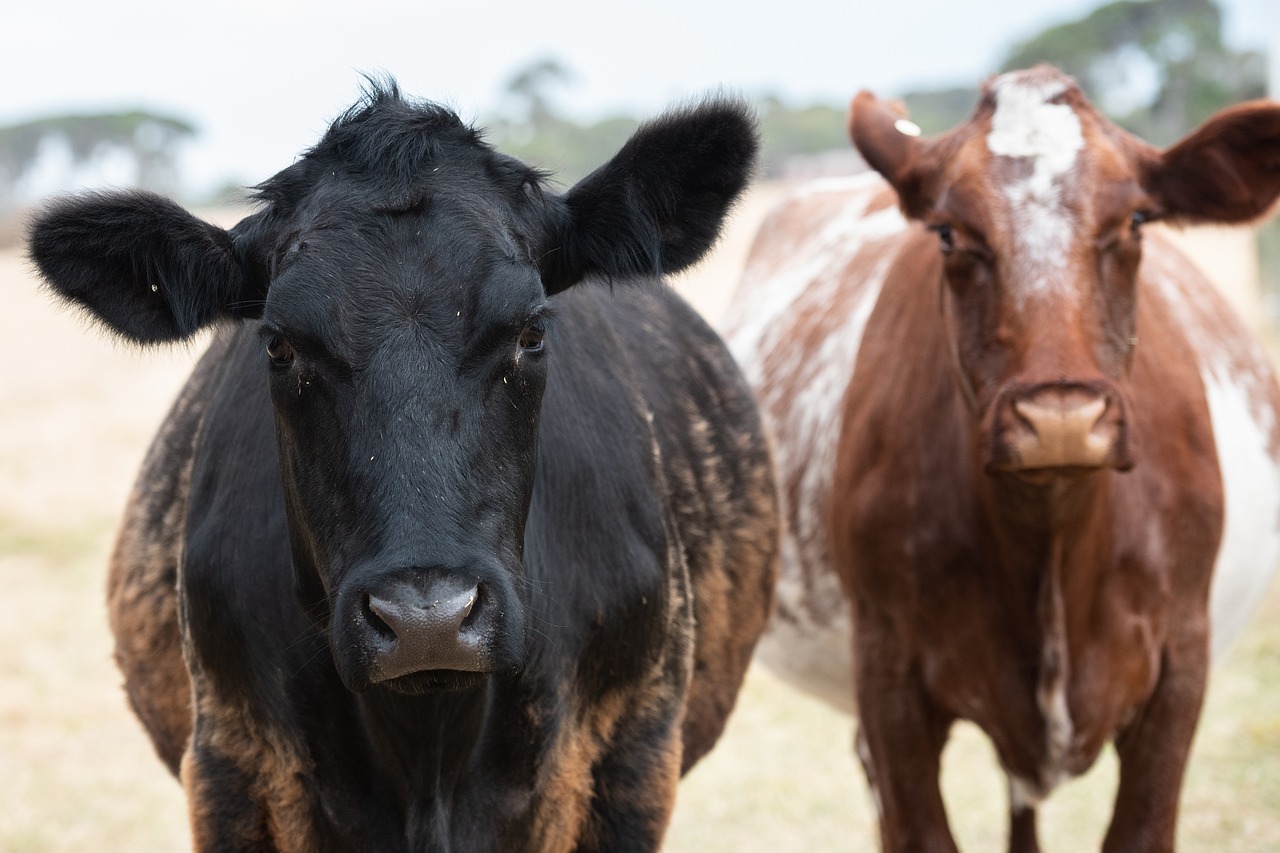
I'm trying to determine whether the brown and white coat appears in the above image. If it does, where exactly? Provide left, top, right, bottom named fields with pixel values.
left=727, top=66, right=1280, bottom=852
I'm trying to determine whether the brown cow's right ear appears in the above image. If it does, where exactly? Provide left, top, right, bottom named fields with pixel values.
left=848, top=91, right=931, bottom=219
left=1145, top=100, right=1280, bottom=225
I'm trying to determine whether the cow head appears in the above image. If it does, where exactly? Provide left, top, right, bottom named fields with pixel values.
left=29, top=82, right=756, bottom=693
left=850, top=65, right=1280, bottom=477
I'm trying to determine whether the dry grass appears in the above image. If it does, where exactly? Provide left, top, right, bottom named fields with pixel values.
left=4, top=518, right=1278, bottom=851
left=3, top=190, right=1279, bottom=851
left=667, top=579, right=1280, bottom=851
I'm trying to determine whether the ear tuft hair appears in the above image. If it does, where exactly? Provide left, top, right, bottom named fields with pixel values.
left=28, top=191, right=253, bottom=344
left=538, top=97, right=758, bottom=294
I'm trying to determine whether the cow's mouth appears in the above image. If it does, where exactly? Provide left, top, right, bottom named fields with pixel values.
left=375, top=669, right=490, bottom=695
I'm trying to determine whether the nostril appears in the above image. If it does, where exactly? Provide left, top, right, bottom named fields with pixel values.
left=1012, top=395, right=1108, bottom=434
left=459, top=582, right=483, bottom=630
left=361, top=591, right=398, bottom=644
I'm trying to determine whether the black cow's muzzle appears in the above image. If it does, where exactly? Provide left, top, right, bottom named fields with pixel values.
left=332, top=562, right=525, bottom=694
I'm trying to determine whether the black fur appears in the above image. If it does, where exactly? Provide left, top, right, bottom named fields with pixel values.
left=28, top=191, right=256, bottom=343
left=30, top=80, right=772, bottom=851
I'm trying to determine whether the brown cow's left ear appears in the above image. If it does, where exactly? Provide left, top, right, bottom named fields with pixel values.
left=1146, top=100, right=1280, bottom=225
left=848, top=91, right=932, bottom=219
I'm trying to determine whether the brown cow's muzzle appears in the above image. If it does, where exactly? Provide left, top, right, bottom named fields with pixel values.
left=987, top=382, right=1133, bottom=474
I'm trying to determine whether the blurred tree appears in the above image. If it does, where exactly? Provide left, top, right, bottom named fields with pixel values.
left=1000, top=0, right=1265, bottom=145
left=504, top=57, right=573, bottom=134
left=898, top=87, right=981, bottom=135
left=491, top=58, right=848, bottom=182
left=0, top=110, right=195, bottom=206
left=892, top=0, right=1265, bottom=145
left=756, top=96, right=846, bottom=176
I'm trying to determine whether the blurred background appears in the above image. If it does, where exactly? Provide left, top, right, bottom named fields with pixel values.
left=2, top=0, right=1278, bottom=850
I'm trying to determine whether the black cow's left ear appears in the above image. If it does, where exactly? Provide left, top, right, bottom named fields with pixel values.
left=537, top=98, right=758, bottom=295
left=28, top=190, right=268, bottom=345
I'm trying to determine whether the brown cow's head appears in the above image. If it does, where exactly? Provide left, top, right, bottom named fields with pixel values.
left=850, top=65, right=1280, bottom=477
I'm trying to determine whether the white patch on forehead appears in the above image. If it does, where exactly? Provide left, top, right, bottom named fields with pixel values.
left=987, top=75, right=1083, bottom=198
left=986, top=74, right=1086, bottom=304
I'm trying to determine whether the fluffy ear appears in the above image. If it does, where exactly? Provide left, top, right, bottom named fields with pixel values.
left=848, top=91, right=934, bottom=219
left=537, top=98, right=758, bottom=294
left=1143, top=100, right=1280, bottom=225
left=28, top=191, right=265, bottom=344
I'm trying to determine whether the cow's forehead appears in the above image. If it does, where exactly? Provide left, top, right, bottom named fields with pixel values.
left=261, top=196, right=545, bottom=365
left=934, top=68, right=1134, bottom=304
left=984, top=70, right=1085, bottom=201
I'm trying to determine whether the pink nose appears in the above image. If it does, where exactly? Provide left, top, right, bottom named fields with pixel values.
left=993, top=384, right=1131, bottom=473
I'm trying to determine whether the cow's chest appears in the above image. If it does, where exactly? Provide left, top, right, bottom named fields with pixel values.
left=912, top=547, right=1165, bottom=802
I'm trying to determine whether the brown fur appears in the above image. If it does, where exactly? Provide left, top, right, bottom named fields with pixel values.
left=730, top=67, right=1280, bottom=852
left=107, top=361, right=214, bottom=774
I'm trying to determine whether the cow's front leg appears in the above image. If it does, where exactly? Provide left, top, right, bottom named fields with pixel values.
left=182, top=737, right=274, bottom=852
left=854, top=614, right=958, bottom=853
left=1102, top=632, right=1208, bottom=853
left=576, top=687, right=685, bottom=853
left=182, top=688, right=328, bottom=853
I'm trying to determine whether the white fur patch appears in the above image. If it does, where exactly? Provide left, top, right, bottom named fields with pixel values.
left=1008, top=774, right=1043, bottom=812
left=1202, top=367, right=1280, bottom=659
left=1148, top=249, right=1280, bottom=660
left=986, top=72, right=1084, bottom=304
left=987, top=74, right=1082, bottom=197
left=727, top=176, right=904, bottom=642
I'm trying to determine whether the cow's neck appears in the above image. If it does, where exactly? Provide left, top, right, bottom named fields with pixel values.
left=355, top=678, right=533, bottom=819
left=977, top=468, right=1116, bottom=791
left=981, top=470, right=1109, bottom=537
left=977, top=469, right=1116, bottom=610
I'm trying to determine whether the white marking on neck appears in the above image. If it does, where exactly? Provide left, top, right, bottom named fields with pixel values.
left=986, top=74, right=1085, bottom=304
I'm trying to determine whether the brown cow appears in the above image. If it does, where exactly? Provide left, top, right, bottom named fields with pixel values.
left=726, top=66, right=1280, bottom=852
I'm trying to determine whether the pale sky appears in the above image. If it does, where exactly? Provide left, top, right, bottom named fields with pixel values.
left=5, top=0, right=1274, bottom=198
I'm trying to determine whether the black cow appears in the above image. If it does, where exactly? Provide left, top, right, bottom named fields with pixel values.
left=30, top=82, right=778, bottom=852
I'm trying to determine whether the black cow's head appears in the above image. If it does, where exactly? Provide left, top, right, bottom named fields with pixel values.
left=30, top=81, right=756, bottom=694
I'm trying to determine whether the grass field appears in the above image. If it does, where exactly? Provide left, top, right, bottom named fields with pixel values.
left=3, top=191, right=1279, bottom=851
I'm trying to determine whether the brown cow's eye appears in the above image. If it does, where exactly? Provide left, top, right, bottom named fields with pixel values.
left=1130, top=210, right=1151, bottom=234
left=929, top=223, right=955, bottom=253
left=519, top=320, right=545, bottom=352
left=267, top=335, right=295, bottom=366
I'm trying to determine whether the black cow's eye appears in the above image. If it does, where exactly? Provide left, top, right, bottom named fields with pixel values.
left=519, top=320, right=545, bottom=352
left=930, top=223, right=955, bottom=253
left=266, top=335, right=295, bottom=366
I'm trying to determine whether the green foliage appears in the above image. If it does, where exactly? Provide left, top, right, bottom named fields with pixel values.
left=897, top=87, right=981, bottom=136
left=488, top=59, right=848, bottom=183
left=1000, top=0, right=1265, bottom=145
left=490, top=113, right=640, bottom=188
left=755, top=96, right=846, bottom=177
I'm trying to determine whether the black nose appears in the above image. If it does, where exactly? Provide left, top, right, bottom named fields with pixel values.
left=360, top=574, right=490, bottom=681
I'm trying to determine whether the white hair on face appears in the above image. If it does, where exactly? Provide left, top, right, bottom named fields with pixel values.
left=986, top=72, right=1085, bottom=303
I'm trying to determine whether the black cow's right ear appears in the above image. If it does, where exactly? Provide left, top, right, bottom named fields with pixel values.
left=28, top=190, right=265, bottom=345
